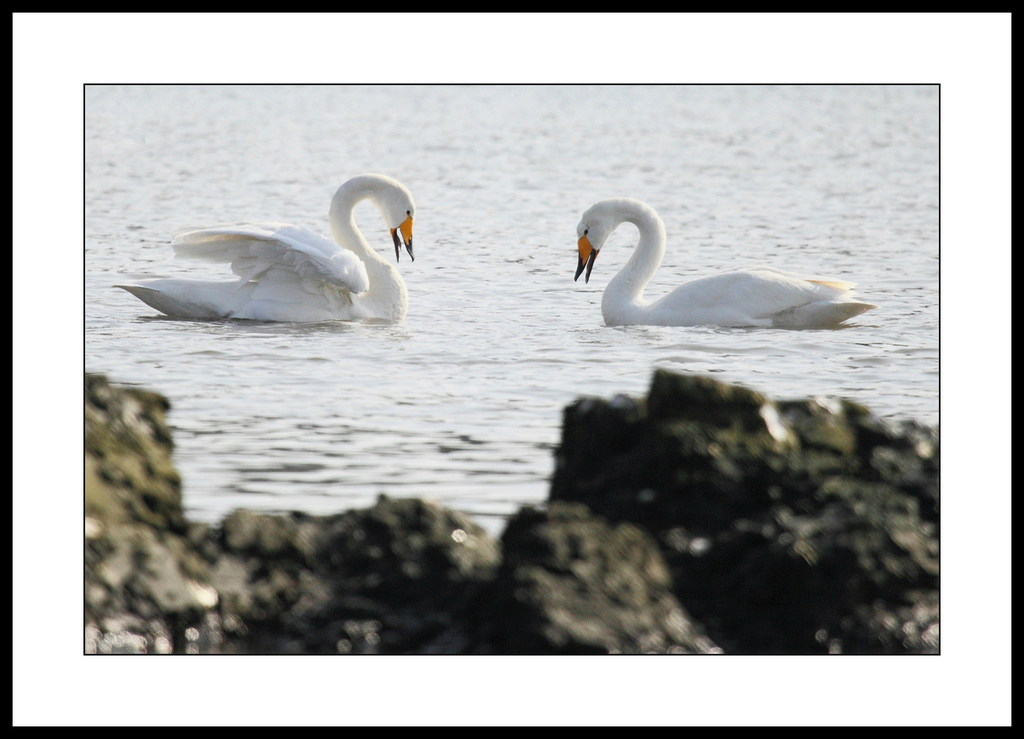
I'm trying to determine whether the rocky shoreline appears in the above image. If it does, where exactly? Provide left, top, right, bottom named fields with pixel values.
left=85, top=370, right=938, bottom=655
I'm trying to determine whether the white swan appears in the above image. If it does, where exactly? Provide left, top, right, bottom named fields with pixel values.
left=117, top=174, right=416, bottom=322
left=575, top=198, right=877, bottom=329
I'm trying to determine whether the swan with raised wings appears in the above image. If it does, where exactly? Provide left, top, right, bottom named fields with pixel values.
left=575, top=198, right=876, bottom=329
left=117, top=174, right=416, bottom=322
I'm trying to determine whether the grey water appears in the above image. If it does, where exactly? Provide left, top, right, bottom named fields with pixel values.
left=85, top=84, right=939, bottom=535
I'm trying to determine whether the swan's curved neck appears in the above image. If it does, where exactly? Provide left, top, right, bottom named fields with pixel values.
left=602, top=199, right=666, bottom=317
left=328, top=176, right=394, bottom=265
left=328, top=177, right=407, bottom=320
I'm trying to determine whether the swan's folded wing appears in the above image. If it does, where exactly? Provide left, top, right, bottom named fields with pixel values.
left=660, top=268, right=862, bottom=325
left=726, top=270, right=858, bottom=316
left=731, top=266, right=855, bottom=291
left=171, top=223, right=370, bottom=295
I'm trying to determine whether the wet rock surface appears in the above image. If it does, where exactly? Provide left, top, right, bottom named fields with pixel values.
left=198, top=499, right=501, bottom=654
left=84, top=370, right=938, bottom=654
left=86, top=373, right=214, bottom=654
left=550, top=369, right=939, bottom=654
left=471, top=502, right=720, bottom=654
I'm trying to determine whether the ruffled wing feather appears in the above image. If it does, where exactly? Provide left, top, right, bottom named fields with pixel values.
left=171, top=223, right=370, bottom=295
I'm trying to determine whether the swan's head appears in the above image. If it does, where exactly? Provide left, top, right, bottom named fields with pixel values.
left=333, top=174, right=417, bottom=262
left=376, top=177, right=416, bottom=263
left=575, top=204, right=614, bottom=283
left=389, top=207, right=415, bottom=262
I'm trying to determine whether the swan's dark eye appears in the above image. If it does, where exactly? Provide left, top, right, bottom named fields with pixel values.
left=584, top=229, right=589, bottom=235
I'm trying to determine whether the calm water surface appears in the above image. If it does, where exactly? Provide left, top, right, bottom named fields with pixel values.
left=85, top=85, right=939, bottom=534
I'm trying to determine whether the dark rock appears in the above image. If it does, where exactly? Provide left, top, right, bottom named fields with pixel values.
left=550, top=368, right=939, bottom=654
left=471, top=502, right=720, bottom=654
left=84, top=370, right=939, bottom=655
left=84, top=374, right=505, bottom=654
left=85, top=373, right=185, bottom=533
left=85, top=374, right=215, bottom=654
left=200, top=496, right=501, bottom=654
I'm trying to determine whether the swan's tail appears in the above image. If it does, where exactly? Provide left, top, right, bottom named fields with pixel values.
left=771, top=300, right=877, bottom=329
left=116, top=283, right=224, bottom=319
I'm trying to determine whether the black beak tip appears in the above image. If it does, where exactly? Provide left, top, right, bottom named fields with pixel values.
left=576, top=250, right=597, bottom=283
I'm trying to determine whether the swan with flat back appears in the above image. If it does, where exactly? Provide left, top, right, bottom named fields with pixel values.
left=575, top=197, right=877, bottom=329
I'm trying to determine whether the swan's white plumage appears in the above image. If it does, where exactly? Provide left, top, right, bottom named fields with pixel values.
left=171, top=223, right=370, bottom=295
left=117, top=174, right=416, bottom=322
left=575, top=198, right=877, bottom=329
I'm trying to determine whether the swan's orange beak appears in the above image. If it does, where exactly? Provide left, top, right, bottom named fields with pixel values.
left=575, top=235, right=598, bottom=283
left=391, top=214, right=415, bottom=262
